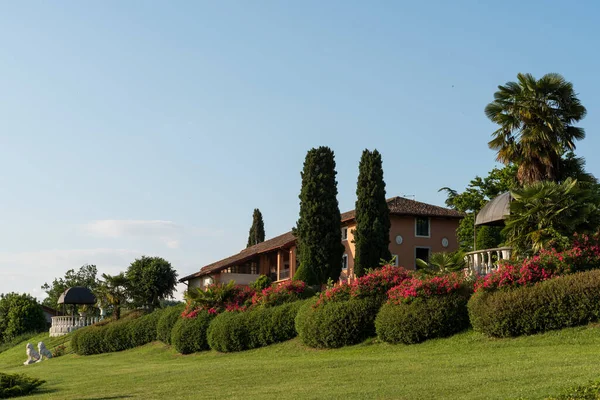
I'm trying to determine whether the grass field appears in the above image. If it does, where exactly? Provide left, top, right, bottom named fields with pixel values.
left=2, top=326, right=600, bottom=399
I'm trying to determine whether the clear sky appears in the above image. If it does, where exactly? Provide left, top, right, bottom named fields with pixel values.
left=1, top=1, right=598, bottom=300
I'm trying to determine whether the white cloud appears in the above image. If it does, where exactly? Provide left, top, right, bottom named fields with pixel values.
left=0, top=248, right=142, bottom=300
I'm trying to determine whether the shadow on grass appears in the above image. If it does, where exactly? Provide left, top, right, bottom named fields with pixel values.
left=80, top=397, right=133, bottom=399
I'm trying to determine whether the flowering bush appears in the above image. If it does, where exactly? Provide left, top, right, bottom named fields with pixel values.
left=315, top=265, right=412, bottom=307
left=182, top=282, right=255, bottom=318
left=251, top=280, right=312, bottom=307
left=474, top=233, right=600, bottom=293
left=387, top=272, right=467, bottom=305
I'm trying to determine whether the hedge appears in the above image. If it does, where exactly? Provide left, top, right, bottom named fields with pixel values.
left=156, top=304, right=185, bottom=344
left=295, top=297, right=381, bottom=349
left=468, top=269, right=600, bottom=338
left=207, top=300, right=306, bottom=353
left=375, top=292, right=470, bottom=344
left=171, top=311, right=214, bottom=354
left=71, top=308, right=165, bottom=355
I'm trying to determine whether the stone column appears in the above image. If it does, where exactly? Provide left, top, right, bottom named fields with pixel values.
left=277, top=250, right=284, bottom=281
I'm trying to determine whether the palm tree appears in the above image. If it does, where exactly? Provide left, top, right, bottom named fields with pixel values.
left=97, top=273, right=129, bottom=320
left=503, top=178, right=600, bottom=255
left=485, top=73, right=587, bottom=185
left=416, top=251, right=466, bottom=276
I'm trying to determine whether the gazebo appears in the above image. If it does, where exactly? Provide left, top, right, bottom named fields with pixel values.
left=49, top=287, right=100, bottom=337
left=465, top=192, right=513, bottom=275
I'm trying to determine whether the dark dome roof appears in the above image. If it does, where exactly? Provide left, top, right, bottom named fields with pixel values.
left=475, top=192, right=512, bottom=226
left=58, top=287, right=97, bottom=305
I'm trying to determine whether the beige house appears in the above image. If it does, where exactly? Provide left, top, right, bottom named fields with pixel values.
left=179, top=197, right=463, bottom=289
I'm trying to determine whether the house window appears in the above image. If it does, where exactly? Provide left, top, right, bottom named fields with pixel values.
left=391, top=254, right=399, bottom=266
left=415, top=247, right=430, bottom=269
left=250, top=263, right=258, bottom=275
left=342, top=227, right=348, bottom=241
left=415, top=217, right=430, bottom=237
left=342, top=254, right=348, bottom=270
left=203, top=277, right=213, bottom=286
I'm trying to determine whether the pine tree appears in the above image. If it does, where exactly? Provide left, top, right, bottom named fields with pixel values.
left=293, top=147, right=345, bottom=285
left=353, top=149, right=391, bottom=276
left=247, top=208, right=266, bottom=248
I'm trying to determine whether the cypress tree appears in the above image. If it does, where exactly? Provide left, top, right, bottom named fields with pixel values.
left=293, top=147, right=345, bottom=285
left=247, top=208, right=266, bottom=248
left=353, top=149, right=391, bottom=276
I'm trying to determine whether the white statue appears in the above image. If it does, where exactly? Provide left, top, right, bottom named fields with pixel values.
left=23, top=343, right=40, bottom=365
left=37, top=342, right=52, bottom=361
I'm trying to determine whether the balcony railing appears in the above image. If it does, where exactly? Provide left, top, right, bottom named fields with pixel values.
left=464, top=247, right=512, bottom=276
left=49, top=315, right=100, bottom=337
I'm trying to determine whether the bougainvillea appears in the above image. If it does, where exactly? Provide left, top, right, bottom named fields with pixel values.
left=315, top=265, right=412, bottom=307
left=387, top=272, right=467, bottom=305
left=251, top=280, right=311, bottom=307
left=473, top=232, right=600, bottom=293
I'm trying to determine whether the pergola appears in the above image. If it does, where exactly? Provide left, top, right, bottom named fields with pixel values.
left=58, top=286, right=97, bottom=315
left=474, top=192, right=511, bottom=249
left=50, top=287, right=99, bottom=337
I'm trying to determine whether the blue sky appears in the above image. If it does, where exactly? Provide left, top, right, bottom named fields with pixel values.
left=1, top=1, right=599, bottom=300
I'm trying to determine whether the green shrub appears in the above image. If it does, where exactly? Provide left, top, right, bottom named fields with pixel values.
left=156, top=304, right=185, bottom=344
left=171, top=311, right=214, bottom=354
left=0, top=372, right=45, bottom=399
left=207, top=300, right=306, bottom=353
left=295, top=297, right=381, bottom=349
left=376, top=293, right=470, bottom=344
left=207, top=312, right=249, bottom=353
left=72, top=326, right=106, bottom=355
left=130, top=309, right=163, bottom=346
left=468, top=269, right=600, bottom=337
left=250, top=275, right=272, bottom=291
left=72, top=308, right=165, bottom=355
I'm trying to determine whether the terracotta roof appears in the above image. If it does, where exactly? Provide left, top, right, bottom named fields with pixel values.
left=341, top=196, right=464, bottom=222
left=180, top=196, right=462, bottom=282
left=179, top=231, right=296, bottom=282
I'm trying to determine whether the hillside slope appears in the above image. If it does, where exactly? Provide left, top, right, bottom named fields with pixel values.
left=2, top=327, right=600, bottom=399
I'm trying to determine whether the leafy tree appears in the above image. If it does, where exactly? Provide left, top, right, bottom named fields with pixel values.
left=0, top=293, right=46, bottom=343
left=96, top=273, right=129, bottom=320
left=247, top=208, right=266, bottom=247
left=126, top=256, right=178, bottom=310
left=293, top=147, right=345, bottom=285
left=440, top=165, right=518, bottom=251
left=503, top=178, right=600, bottom=255
left=485, top=73, right=587, bottom=185
left=353, top=149, right=391, bottom=276
left=41, top=264, right=99, bottom=309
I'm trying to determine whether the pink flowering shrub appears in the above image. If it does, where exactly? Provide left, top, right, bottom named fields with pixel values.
left=251, top=280, right=313, bottom=307
left=387, top=272, right=467, bottom=305
left=315, top=265, right=412, bottom=308
left=474, top=233, right=600, bottom=293
left=182, top=282, right=255, bottom=318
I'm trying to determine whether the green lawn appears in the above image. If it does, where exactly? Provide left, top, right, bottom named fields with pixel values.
left=2, top=326, right=600, bottom=400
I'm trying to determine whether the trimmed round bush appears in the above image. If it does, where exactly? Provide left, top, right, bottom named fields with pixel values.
left=207, top=300, right=306, bottom=353
left=376, top=293, right=470, bottom=344
left=468, top=269, right=600, bottom=338
left=72, top=325, right=106, bottom=355
left=130, top=308, right=164, bottom=346
left=295, top=297, right=381, bottom=349
left=171, top=311, right=214, bottom=354
left=156, top=304, right=185, bottom=344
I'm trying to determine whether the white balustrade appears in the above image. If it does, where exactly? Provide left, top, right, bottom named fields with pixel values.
left=464, top=247, right=512, bottom=277
left=49, top=315, right=100, bottom=337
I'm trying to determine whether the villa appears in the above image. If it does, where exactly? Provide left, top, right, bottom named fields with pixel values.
left=179, top=196, right=463, bottom=289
